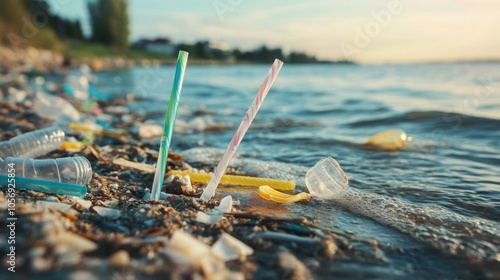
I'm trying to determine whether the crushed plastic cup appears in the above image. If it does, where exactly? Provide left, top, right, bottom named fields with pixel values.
left=305, top=157, right=348, bottom=199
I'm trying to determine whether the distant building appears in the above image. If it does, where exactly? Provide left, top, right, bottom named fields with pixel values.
left=135, top=38, right=176, bottom=54
left=202, top=41, right=229, bottom=53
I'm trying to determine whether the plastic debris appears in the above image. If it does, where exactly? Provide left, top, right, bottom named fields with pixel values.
left=169, top=170, right=296, bottom=191
left=366, top=129, right=410, bottom=151
left=196, top=195, right=232, bottom=224
left=211, top=233, right=254, bottom=261
left=133, top=123, right=163, bottom=138
left=58, top=141, right=85, bottom=152
left=0, top=126, right=65, bottom=158
left=33, top=90, right=80, bottom=123
left=150, top=51, right=189, bottom=201
left=258, top=185, right=311, bottom=203
left=0, top=175, right=87, bottom=197
left=113, top=158, right=155, bottom=173
left=305, top=157, right=348, bottom=199
left=201, top=59, right=284, bottom=200
left=1, top=156, right=92, bottom=185
left=69, top=122, right=126, bottom=138
left=166, top=230, right=250, bottom=277
left=93, top=206, right=121, bottom=219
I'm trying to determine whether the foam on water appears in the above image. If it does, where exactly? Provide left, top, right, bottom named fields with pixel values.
left=335, top=189, right=500, bottom=272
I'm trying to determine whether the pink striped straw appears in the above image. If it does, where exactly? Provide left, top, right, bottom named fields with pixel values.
left=200, top=59, right=284, bottom=200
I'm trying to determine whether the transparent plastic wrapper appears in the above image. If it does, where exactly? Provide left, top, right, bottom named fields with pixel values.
left=0, top=126, right=65, bottom=158
left=0, top=156, right=92, bottom=185
left=305, top=157, right=348, bottom=199
left=33, top=90, right=80, bottom=123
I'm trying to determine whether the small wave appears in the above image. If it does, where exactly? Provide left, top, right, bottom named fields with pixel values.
left=250, top=118, right=322, bottom=130
left=348, top=110, right=500, bottom=130
left=175, top=117, right=232, bottom=134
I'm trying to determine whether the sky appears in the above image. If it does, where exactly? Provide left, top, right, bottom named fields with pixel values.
left=48, top=0, right=500, bottom=64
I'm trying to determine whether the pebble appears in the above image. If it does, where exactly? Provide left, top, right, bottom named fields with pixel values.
left=278, top=250, right=313, bottom=280
left=211, top=233, right=254, bottom=261
left=31, top=255, right=52, bottom=271
left=69, top=271, right=99, bottom=280
left=93, top=206, right=121, bottom=219
left=75, top=198, right=92, bottom=210
left=39, top=197, right=60, bottom=203
left=108, top=250, right=131, bottom=268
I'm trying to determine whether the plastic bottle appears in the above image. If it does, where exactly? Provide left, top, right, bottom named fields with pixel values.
left=0, top=156, right=92, bottom=185
left=305, top=157, right=348, bottom=199
left=0, top=127, right=65, bottom=158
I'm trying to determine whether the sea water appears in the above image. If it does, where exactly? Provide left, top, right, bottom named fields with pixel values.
left=94, top=62, right=499, bottom=279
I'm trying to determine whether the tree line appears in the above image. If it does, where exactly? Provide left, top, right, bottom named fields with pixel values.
left=1, top=0, right=351, bottom=64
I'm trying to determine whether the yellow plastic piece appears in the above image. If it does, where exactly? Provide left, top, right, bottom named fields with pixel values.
left=58, top=141, right=84, bottom=151
left=69, top=123, right=100, bottom=134
left=366, top=129, right=410, bottom=150
left=102, top=129, right=127, bottom=137
left=257, top=185, right=311, bottom=203
left=168, top=170, right=295, bottom=191
left=69, top=123, right=126, bottom=138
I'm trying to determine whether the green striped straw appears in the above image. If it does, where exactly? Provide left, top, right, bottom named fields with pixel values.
left=150, top=51, right=189, bottom=200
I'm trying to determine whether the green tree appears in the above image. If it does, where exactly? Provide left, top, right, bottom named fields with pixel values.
left=87, top=0, right=129, bottom=49
left=0, top=0, right=61, bottom=50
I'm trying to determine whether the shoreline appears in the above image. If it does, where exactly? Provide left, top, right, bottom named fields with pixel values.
left=0, top=70, right=382, bottom=279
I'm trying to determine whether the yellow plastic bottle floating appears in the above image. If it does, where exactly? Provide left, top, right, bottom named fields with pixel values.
left=366, top=129, right=411, bottom=151
left=257, top=185, right=311, bottom=203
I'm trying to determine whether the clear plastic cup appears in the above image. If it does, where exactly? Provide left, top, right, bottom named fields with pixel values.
left=305, top=157, right=348, bottom=199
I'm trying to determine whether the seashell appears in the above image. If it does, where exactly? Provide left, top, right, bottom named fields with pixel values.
left=51, top=231, right=97, bottom=253
left=34, top=201, right=72, bottom=212
left=211, top=233, right=254, bottom=261
left=166, top=231, right=211, bottom=262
